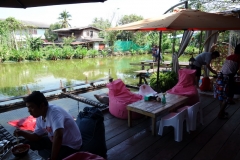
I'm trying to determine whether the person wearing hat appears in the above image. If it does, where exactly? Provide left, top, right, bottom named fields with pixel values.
left=14, top=91, right=82, bottom=160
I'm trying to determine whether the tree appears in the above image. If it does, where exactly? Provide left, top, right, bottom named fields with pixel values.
left=91, top=18, right=111, bottom=38
left=117, top=14, right=143, bottom=41
left=63, top=33, right=75, bottom=46
left=180, top=0, right=240, bottom=11
left=117, top=14, right=143, bottom=25
left=44, top=23, right=61, bottom=42
left=58, top=10, right=72, bottom=28
left=1, top=17, right=26, bottom=50
left=25, top=35, right=43, bottom=51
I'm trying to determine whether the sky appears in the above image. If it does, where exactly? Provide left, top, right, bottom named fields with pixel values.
left=0, top=0, right=180, bottom=27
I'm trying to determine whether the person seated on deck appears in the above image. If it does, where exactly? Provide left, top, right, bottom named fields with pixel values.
left=14, top=91, right=82, bottom=160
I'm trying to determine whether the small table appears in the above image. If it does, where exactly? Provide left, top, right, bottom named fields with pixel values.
left=127, top=93, right=188, bottom=136
left=2, top=148, right=42, bottom=160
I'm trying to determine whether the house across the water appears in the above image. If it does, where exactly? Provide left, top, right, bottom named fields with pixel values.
left=53, top=26, right=106, bottom=50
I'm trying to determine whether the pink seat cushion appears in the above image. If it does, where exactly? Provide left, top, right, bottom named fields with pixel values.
left=167, top=69, right=199, bottom=105
left=8, top=116, right=36, bottom=132
left=107, top=79, right=143, bottom=119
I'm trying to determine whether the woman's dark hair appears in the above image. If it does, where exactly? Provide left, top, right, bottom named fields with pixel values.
left=212, top=51, right=220, bottom=57
left=235, top=44, right=240, bottom=54
left=23, top=91, right=48, bottom=107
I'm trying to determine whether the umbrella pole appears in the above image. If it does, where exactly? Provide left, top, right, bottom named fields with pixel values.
left=156, top=31, right=162, bottom=92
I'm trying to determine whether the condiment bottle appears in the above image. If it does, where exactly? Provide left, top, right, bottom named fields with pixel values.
left=162, top=93, right=166, bottom=104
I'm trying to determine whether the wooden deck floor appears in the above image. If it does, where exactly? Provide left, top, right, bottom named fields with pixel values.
left=1, top=92, right=240, bottom=160
left=104, top=94, right=240, bottom=160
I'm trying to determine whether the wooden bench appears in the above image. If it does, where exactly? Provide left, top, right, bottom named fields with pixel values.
left=130, top=60, right=157, bottom=70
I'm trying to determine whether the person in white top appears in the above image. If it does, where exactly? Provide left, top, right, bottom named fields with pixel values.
left=14, top=91, right=82, bottom=160
left=192, top=50, right=220, bottom=87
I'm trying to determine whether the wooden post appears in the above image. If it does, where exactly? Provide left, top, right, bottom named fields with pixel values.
left=60, top=80, right=66, bottom=92
left=85, top=77, right=88, bottom=84
left=26, top=85, right=31, bottom=95
left=141, top=62, right=145, bottom=70
left=151, top=63, right=154, bottom=69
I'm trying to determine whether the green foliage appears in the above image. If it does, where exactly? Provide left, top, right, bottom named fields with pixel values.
left=9, top=49, right=27, bottom=62
left=46, top=47, right=62, bottom=60
left=92, top=18, right=111, bottom=39
left=87, top=49, right=99, bottom=58
left=0, top=17, right=27, bottom=50
left=4, top=17, right=25, bottom=32
left=181, top=0, right=239, bottom=12
left=44, top=23, right=61, bottom=42
left=62, top=46, right=74, bottom=59
left=26, top=36, right=43, bottom=51
left=63, top=34, right=75, bottom=45
left=118, top=14, right=143, bottom=25
left=150, top=71, right=178, bottom=93
left=130, top=49, right=137, bottom=55
left=147, top=31, right=159, bottom=46
left=0, top=46, right=10, bottom=61
left=101, top=50, right=108, bottom=56
left=74, top=46, right=88, bottom=58
left=80, top=47, right=88, bottom=57
left=138, top=49, right=145, bottom=55
left=58, top=10, right=72, bottom=28
left=117, top=14, right=143, bottom=41
left=132, top=32, right=149, bottom=47
left=27, top=50, right=43, bottom=61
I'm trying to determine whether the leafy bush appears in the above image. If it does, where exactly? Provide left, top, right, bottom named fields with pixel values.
left=150, top=71, right=178, bottom=93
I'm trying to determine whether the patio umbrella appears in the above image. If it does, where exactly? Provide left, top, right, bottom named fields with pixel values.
left=107, top=9, right=240, bottom=90
left=107, top=9, right=240, bottom=31
left=0, top=0, right=106, bottom=9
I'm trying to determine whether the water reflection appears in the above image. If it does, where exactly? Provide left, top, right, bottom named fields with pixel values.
left=0, top=55, right=151, bottom=99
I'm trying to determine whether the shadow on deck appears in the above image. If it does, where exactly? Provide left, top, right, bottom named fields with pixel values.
left=105, top=94, right=240, bottom=160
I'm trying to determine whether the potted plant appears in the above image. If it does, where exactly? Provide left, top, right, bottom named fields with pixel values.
left=149, top=71, right=178, bottom=93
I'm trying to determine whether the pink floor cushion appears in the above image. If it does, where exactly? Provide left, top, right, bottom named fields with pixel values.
left=138, top=84, right=157, bottom=97
left=8, top=116, right=36, bottom=132
left=167, top=69, right=199, bottom=105
left=106, top=79, right=143, bottom=119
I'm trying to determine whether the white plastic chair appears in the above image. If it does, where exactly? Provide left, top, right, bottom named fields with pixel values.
left=158, top=109, right=189, bottom=142
left=177, top=102, right=203, bottom=131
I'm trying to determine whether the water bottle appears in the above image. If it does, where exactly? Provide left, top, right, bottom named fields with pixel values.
left=162, top=93, right=166, bottom=104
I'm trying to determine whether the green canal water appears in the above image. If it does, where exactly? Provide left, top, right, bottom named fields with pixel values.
left=0, top=55, right=152, bottom=100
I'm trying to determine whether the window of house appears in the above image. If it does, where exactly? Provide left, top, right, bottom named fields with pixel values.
left=90, top=31, right=93, bottom=38
left=29, top=29, right=37, bottom=35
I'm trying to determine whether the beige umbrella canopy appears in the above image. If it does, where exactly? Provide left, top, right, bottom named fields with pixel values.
left=0, top=0, right=106, bottom=9
left=108, top=9, right=240, bottom=31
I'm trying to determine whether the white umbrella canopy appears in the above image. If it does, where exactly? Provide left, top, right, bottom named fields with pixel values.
left=108, top=9, right=240, bottom=31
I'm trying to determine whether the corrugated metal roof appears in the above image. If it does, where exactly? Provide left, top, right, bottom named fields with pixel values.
left=53, top=26, right=102, bottom=32
left=0, top=18, right=50, bottom=29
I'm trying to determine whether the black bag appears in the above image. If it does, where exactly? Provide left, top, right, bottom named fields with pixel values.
left=76, top=107, right=107, bottom=158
